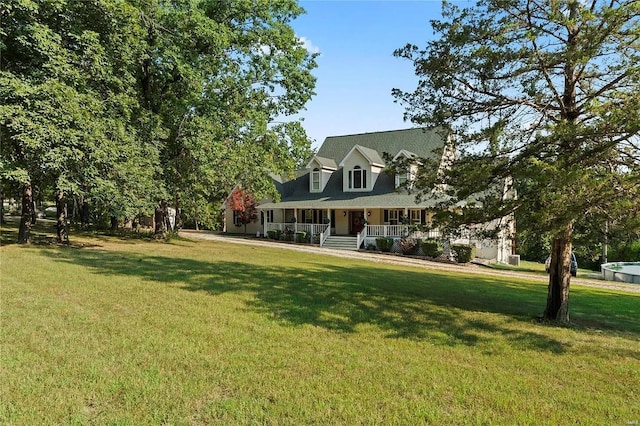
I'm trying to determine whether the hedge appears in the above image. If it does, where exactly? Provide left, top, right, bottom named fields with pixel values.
left=451, top=244, right=476, bottom=263
left=421, top=239, right=443, bottom=258
left=376, top=237, right=394, bottom=252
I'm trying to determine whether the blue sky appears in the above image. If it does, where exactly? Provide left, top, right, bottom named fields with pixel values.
left=290, top=1, right=451, bottom=148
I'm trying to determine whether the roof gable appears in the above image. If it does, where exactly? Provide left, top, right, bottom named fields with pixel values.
left=393, top=149, right=418, bottom=161
left=305, top=155, right=337, bottom=171
left=338, top=144, right=385, bottom=168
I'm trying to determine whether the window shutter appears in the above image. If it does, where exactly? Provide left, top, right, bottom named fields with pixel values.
left=363, top=170, right=367, bottom=188
left=383, top=209, right=389, bottom=223
left=348, top=171, right=352, bottom=189
left=421, top=210, right=426, bottom=225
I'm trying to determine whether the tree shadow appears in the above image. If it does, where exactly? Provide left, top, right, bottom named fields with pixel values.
left=38, top=246, right=640, bottom=357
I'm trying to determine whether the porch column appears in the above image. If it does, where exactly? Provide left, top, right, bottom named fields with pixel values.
left=263, top=210, right=267, bottom=237
left=294, top=209, right=298, bottom=232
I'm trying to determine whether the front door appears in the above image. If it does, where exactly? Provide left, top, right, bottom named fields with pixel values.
left=350, top=211, right=365, bottom=235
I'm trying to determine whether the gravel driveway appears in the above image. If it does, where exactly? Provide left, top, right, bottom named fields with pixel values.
left=181, top=230, right=640, bottom=294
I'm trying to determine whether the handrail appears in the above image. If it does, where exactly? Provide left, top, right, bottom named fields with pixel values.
left=320, top=224, right=331, bottom=247
left=357, top=225, right=368, bottom=249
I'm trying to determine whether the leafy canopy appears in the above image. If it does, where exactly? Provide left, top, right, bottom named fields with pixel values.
left=393, top=0, right=640, bottom=237
left=1, top=0, right=318, bottom=233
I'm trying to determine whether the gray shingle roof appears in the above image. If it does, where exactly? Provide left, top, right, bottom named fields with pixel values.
left=258, top=127, right=452, bottom=210
left=259, top=170, right=449, bottom=209
left=317, top=127, right=447, bottom=164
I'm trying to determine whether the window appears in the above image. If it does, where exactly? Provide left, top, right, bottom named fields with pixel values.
left=311, top=168, right=320, bottom=191
left=350, top=165, right=367, bottom=189
left=233, top=211, right=241, bottom=226
left=396, top=172, right=410, bottom=188
left=384, top=209, right=400, bottom=225
left=410, top=210, right=421, bottom=224
left=266, top=210, right=274, bottom=223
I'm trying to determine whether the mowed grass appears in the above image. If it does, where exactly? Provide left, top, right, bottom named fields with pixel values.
left=1, top=223, right=639, bottom=424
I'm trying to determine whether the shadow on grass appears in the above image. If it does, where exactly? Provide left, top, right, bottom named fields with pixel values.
left=0, top=216, right=167, bottom=247
left=37, top=245, right=640, bottom=356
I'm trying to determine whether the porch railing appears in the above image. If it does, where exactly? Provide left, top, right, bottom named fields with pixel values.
left=265, top=222, right=442, bottom=242
left=356, top=225, right=368, bottom=249
left=366, top=225, right=441, bottom=239
left=319, top=224, right=330, bottom=247
left=296, top=223, right=328, bottom=235
left=265, top=223, right=327, bottom=235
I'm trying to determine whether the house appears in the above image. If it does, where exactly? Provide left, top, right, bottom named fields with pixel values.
left=223, top=127, right=515, bottom=263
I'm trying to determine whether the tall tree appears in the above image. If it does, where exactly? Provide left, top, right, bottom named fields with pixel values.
left=2, top=0, right=315, bottom=242
left=1, top=0, right=158, bottom=243
left=134, top=0, right=317, bottom=235
left=393, top=0, right=640, bottom=322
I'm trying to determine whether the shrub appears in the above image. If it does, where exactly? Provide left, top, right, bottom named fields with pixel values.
left=421, top=239, right=443, bottom=258
left=267, top=230, right=281, bottom=240
left=452, top=244, right=476, bottom=263
left=295, top=231, right=307, bottom=243
left=281, top=227, right=295, bottom=241
left=398, top=238, right=418, bottom=255
left=376, top=237, right=394, bottom=252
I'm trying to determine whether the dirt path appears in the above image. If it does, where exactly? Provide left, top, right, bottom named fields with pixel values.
left=181, top=230, right=640, bottom=294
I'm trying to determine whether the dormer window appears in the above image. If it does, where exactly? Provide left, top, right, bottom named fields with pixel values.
left=311, top=168, right=320, bottom=191
left=348, top=165, right=367, bottom=189
left=396, top=172, right=409, bottom=188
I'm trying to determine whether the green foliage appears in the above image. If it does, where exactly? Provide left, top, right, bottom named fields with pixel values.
left=295, top=231, right=307, bottom=243
left=267, top=229, right=281, bottom=240
left=1, top=0, right=317, bottom=239
left=393, top=0, right=640, bottom=319
left=393, top=0, right=640, bottom=236
left=375, top=237, right=394, bottom=252
left=421, top=239, right=443, bottom=258
left=610, top=240, right=640, bottom=262
left=516, top=228, right=552, bottom=263
left=451, top=244, right=476, bottom=264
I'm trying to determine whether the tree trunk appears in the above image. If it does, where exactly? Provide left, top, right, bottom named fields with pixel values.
left=0, top=187, right=5, bottom=225
left=543, top=223, right=573, bottom=322
left=174, top=193, right=181, bottom=231
left=154, top=200, right=168, bottom=238
left=56, top=190, right=69, bottom=244
left=17, top=183, right=34, bottom=244
left=110, top=216, right=119, bottom=231
left=602, top=221, right=609, bottom=264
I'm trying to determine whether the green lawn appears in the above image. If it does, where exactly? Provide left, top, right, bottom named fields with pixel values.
left=485, top=259, right=595, bottom=277
left=1, top=221, right=639, bottom=424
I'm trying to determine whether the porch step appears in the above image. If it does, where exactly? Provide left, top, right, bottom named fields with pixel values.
left=322, top=236, right=359, bottom=251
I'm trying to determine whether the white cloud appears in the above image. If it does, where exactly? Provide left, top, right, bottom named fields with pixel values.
left=298, top=36, right=320, bottom=54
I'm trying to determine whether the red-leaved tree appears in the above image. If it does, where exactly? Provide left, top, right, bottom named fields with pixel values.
left=227, top=187, right=259, bottom=234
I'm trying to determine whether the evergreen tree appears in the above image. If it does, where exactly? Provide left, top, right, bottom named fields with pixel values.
left=393, top=0, right=640, bottom=322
